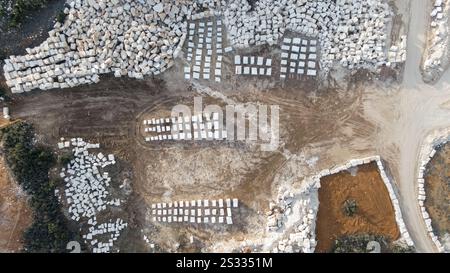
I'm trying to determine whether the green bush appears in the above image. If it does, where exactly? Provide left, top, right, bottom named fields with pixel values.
left=333, top=234, right=387, bottom=253
left=391, top=244, right=415, bottom=253
left=0, top=48, right=7, bottom=61
left=55, top=10, right=65, bottom=24
left=9, top=0, right=50, bottom=27
left=1, top=122, right=80, bottom=252
left=58, top=151, right=73, bottom=166
left=342, top=199, right=358, bottom=217
left=332, top=234, right=415, bottom=253
left=0, top=85, right=11, bottom=102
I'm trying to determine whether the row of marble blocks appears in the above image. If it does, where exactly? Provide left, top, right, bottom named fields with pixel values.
left=143, top=113, right=227, bottom=142
left=184, top=18, right=223, bottom=82
left=280, top=37, right=318, bottom=78
left=234, top=55, right=272, bottom=76
left=150, top=198, right=239, bottom=225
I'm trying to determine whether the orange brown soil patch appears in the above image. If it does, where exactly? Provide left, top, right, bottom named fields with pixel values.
left=0, top=155, right=33, bottom=252
left=315, top=162, right=400, bottom=252
left=0, top=118, right=11, bottom=128
left=424, top=144, right=450, bottom=236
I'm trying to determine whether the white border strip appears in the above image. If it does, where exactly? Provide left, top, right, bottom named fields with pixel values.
left=416, top=129, right=450, bottom=253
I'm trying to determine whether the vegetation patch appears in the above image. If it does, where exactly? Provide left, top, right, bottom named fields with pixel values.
left=55, top=9, right=65, bottom=24
left=1, top=0, right=51, bottom=27
left=1, top=122, right=80, bottom=252
left=332, top=234, right=415, bottom=253
left=0, top=48, right=7, bottom=61
left=342, top=199, right=358, bottom=217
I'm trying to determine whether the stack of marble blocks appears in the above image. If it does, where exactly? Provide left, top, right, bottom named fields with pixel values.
left=280, top=37, right=318, bottom=79
left=143, top=112, right=226, bottom=142
left=184, top=18, right=223, bottom=82
left=150, top=198, right=239, bottom=225
left=234, top=55, right=272, bottom=76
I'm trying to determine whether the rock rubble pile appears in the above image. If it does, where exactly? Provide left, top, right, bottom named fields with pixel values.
left=58, top=137, right=128, bottom=253
left=3, top=0, right=398, bottom=92
left=422, top=0, right=450, bottom=82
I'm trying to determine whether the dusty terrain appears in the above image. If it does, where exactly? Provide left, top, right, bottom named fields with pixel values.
left=0, top=56, right=381, bottom=252
left=424, top=143, right=450, bottom=241
left=0, top=155, right=32, bottom=252
left=315, top=163, right=400, bottom=252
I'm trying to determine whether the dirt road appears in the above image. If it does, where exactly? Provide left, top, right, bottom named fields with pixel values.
left=373, top=0, right=450, bottom=253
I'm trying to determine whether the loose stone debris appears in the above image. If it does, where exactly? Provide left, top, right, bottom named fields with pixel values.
left=142, top=112, right=226, bottom=142
left=280, top=37, right=318, bottom=79
left=422, top=0, right=450, bottom=82
left=267, top=182, right=319, bottom=253
left=2, top=0, right=221, bottom=93
left=149, top=198, right=239, bottom=225
left=143, top=233, right=155, bottom=249
left=234, top=55, right=272, bottom=76
left=58, top=137, right=128, bottom=253
left=87, top=219, right=127, bottom=253
left=3, top=0, right=400, bottom=92
left=387, top=35, right=407, bottom=66
left=416, top=128, right=450, bottom=252
left=224, top=0, right=393, bottom=73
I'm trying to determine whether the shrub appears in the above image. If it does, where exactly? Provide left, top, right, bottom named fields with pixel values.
left=9, top=0, right=50, bottom=27
left=342, top=199, right=358, bottom=217
left=1, top=122, right=81, bottom=252
left=55, top=10, right=65, bottom=23
left=332, top=234, right=415, bottom=253
left=332, top=234, right=388, bottom=253
left=0, top=48, right=7, bottom=61
left=58, top=151, right=73, bottom=166
left=0, top=85, right=6, bottom=97
left=391, top=244, right=415, bottom=253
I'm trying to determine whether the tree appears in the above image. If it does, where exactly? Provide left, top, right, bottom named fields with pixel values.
left=1, top=121, right=82, bottom=252
left=55, top=10, right=66, bottom=24
left=333, top=234, right=387, bottom=253
left=58, top=151, right=73, bottom=166
left=343, top=199, right=358, bottom=217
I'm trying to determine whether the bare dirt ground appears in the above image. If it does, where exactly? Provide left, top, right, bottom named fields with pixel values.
left=9, top=76, right=188, bottom=252
left=135, top=59, right=386, bottom=252
left=0, top=155, right=32, bottom=252
left=424, top=143, right=450, bottom=240
left=1, top=61, right=379, bottom=252
left=315, top=163, right=400, bottom=253
left=0, top=0, right=66, bottom=57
